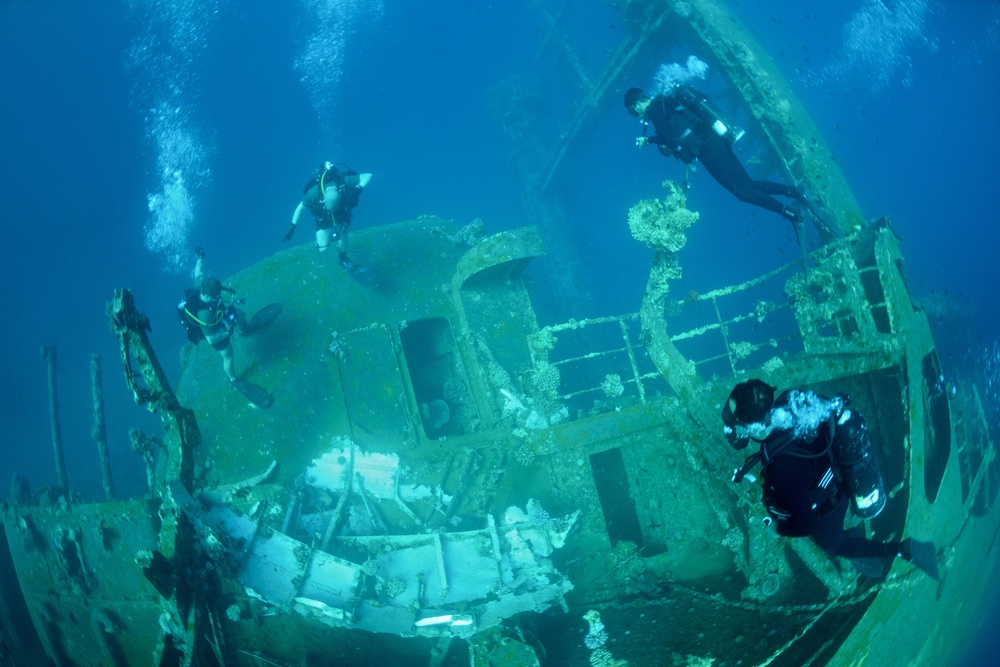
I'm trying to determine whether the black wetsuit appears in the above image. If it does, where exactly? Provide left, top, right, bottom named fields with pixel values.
left=759, top=408, right=898, bottom=562
left=642, top=90, right=801, bottom=220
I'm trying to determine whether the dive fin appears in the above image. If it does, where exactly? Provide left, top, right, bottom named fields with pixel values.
left=243, top=303, right=282, bottom=334
left=848, top=557, right=885, bottom=579
left=902, top=539, right=940, bottom=580
left=231, top=378, right=273, bottom=409
left=344, top=261, right=378, bottom=287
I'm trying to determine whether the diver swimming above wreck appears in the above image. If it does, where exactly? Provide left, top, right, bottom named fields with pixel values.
left=178, top=247, right=281, bottom=408
left=625, top=57, right=834, bottom=240
left=285, top=161, right=376, bottom=285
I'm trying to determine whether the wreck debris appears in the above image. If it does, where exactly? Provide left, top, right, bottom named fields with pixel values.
left=129, top=428, right=162, bottom=499
left=630, top=182, right=715, bottom=429
left=40, top=345, right=69, bottom=496
left=8, top=475, right=32, bottom=509
left=197, top=460, right=278, bottom=506
left=53, top=527, right=95, bottom=593
left=108, top=288, right=201, bottom=492
left=627, top=180, right=699, bottom=255
left=90, top=354, right=116, bottom=500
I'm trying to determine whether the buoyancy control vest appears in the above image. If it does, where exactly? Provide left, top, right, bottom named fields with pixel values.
left=759, top=426, right=844, bottom=527
left=302, top=165, right=363, bottom=226
left=651, top=84, right=746, bottom=163
left=672, top=84, right=745, bottom=147
left=735, top=391, right=886, bottom=521
left=177, top=289, right=239, bottom=344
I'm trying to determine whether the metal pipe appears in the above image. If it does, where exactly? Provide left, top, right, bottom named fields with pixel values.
left=90, top=354, right=116, bottom=500
left=40, top=345, right=69, bottom=494
left=128, top=428, right=160, bottom=498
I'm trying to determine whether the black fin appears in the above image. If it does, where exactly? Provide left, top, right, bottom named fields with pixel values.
left=849, top=557, right=885, bottom=579
left=903, top=539, right=940, bottom=580
left=243, top=303, right=282, bottom=334
left=346, top=262, right=378, bottom=287
left=232, top=379, right=273, bottom=409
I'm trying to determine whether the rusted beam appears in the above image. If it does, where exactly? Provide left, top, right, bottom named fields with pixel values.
left=107, top=288, right=200, bottom=493
left=90, top=354, right=116, bottom=500
left=40, top=345, right=69, bottom=495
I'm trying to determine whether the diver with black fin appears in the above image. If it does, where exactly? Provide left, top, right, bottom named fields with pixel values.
left=625, top=85, right=840, bottom=243
left=722, top=379, right=940, bottom=581
left=177, top=247, right=281, bottom=409
left=284, top=161, right=376, bottom=286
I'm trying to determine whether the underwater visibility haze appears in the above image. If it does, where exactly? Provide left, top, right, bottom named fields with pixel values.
left=1, top=1, right=999, bottom=665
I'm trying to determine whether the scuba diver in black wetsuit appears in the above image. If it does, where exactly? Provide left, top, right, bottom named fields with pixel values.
left=284, top=161, right=373, bottom=279
left=625, top=86, right=824, bottom=231
left=722, top=379, right=940, bottom=580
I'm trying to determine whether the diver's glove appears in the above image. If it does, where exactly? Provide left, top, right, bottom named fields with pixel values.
left=635, top=136, right=649, bottom=148
left=283, top=224, right=296, bottom=242
left=195, top=246, right=205, bottom=259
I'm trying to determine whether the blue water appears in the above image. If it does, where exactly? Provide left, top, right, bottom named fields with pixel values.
left=1, top=1, right=998, bottom=663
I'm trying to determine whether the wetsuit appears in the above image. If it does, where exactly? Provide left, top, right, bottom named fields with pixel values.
left=759, top=407, right=899, bottom=562
left=642, top=90, right=801, bottom=221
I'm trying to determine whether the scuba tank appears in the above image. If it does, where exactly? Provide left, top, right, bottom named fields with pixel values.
left=673, top=84, right=745, bottom=147
left=829, top=397, right=887, bottom=519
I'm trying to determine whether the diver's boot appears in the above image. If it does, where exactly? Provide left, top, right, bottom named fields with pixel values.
left=900, top=538, right=940, bottom=580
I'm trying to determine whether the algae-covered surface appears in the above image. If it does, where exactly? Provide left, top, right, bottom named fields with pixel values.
left=177, top=217, right=466, bottom=487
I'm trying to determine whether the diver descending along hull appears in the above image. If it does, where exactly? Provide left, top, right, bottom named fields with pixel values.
left=285, top=161, right=376, bottom=283
left=179, top=247, right=281, bottom=408
left=723, top=379, right=935, bottom=580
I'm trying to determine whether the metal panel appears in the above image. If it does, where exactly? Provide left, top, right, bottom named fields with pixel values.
left=338, top=324, right=416, bottom=452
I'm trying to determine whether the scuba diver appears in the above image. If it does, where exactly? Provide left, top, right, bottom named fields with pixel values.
left=722, top=379, right=939, bottom=580
left=625, top=85, right=833, bottom=236
left=284, top=161, right=375, bottom=284
left=178, top=247, right=281, bottom=408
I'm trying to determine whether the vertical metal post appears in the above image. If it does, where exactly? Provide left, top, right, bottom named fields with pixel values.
left=90, top=354, right=116, bottom=500
left=128, top=429, right=159, bottom=499
left=40, top=345, right=69, bottom=493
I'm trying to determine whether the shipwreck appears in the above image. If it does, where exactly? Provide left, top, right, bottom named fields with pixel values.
left=2, top=1, right=998, bottom=666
